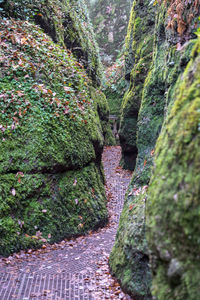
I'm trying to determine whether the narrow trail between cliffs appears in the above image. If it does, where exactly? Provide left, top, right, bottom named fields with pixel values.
left=0, top=146, right=132, bottom=300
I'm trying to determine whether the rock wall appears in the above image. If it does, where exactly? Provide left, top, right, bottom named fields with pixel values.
left=110, top=0, right=200, bottom=299
left=0, top=0, right=102, bottom=84
left=147, top=33, right=200, bottom=300
left=0, top=1, right=110, bottom=256
left=119, top=0, right=155, bottom=170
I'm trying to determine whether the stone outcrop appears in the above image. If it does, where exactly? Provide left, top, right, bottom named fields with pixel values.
left=147, top=34, right=200, bottom=300
left=119, top=0, right=155, bottom=170
left=0, top=1, right=110, bottom=256
left=1, top=0, right=102, bottom=84
left=110, top=0, right=200, bottom=299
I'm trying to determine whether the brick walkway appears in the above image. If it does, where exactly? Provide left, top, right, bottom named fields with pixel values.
left=0, top=147, right=132, bottom=300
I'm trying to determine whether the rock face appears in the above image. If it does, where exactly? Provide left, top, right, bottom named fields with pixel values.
left=0, top=1, right=110, bottom=256
left=147, top=35, right=200, bottom=300
left=86, top=0, right=132, bottom=64
left=110, top=0, right=200, bottom=299
left=119, top=0, right=155, bottom=170
left=1, top=0, right=102, bottom=84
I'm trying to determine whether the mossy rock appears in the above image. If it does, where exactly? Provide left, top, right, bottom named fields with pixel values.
left=0, top=0, right=103, bottom=84
left=109, top=188, right=152, bottom=299
left=0, top=19, right=108, bottom=256
left=110, top=1, right=200, bottom=299
left=90, top=86, right=116, bottom=146
left=146, top=36, right=200, bottom=300
left=0, top=162, right=107, bottom=257
left=119, top=0, right=155, bottom=170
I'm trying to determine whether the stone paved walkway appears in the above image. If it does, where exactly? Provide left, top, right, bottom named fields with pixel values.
left=0, top=146, right=132, bottom=300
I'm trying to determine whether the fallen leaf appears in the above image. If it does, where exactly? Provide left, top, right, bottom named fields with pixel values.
left=73, top=178, right=77, bottom=186
left=11, top=188, right=16, bottom=196
left=151, top=149, right=155, bottom=156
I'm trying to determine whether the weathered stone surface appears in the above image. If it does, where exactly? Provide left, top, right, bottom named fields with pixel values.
left=0, top=1, right=109, bottom=256
left=0, top=0, right=102, bottom=84
left=147, top=35, right=200, bottom=300
left=110, top=1, right=200, bottom=299
left=119, top=0, right=155, bottom=170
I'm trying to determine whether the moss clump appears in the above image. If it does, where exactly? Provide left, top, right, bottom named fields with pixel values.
left=90, top=86, right=116, bottom=146
left=146, top=36, right=200, bottom=300
left=0, top=19, right=108, bottom=256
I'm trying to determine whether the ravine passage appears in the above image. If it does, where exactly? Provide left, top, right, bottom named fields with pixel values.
left=0, top=146, right=132, bottom=300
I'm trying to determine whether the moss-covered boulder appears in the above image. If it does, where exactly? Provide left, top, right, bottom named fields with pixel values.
left=0, top=0, right=102, bottom=84
left=0, top=18, right=108, bottom=256
left=102, top=56, right=127, bottom=117
left=110, top=1, right=200, bottom=299
left=146, top=34, right=200, bottom=300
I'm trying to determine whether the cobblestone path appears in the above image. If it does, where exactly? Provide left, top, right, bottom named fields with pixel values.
left=0, top=147, right=132, bottom=300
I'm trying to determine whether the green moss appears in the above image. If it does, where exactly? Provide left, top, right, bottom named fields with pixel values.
left=102, top=56, right=127, bottom=120
left=0, top=163, right=107, bottom=256
left=0, top=19, right=108, bottom=256
left=1, top=0, right=103, bottom=84
left=146, top=36, right=200, bottom=300
left=119, top=0, right=155, bottom=170
left=110, top=189, right=152, bottom=299
left=109, top=3, right=155, bottom=298
left=90, top=86, right=116, bottom=146
left=110, top=2, right=199, bottom=299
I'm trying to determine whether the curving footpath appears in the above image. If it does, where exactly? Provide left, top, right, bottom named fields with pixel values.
left=0, top=146, right=132, bottom=300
